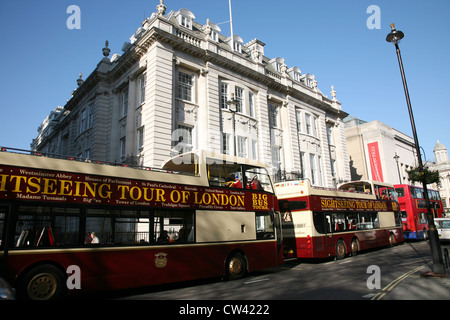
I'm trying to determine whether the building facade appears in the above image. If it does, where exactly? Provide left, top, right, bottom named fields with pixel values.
left=430, top=141, right=450, bottom=214
left=344, top=116, right=417, bottom=185
left=32, top=1, right=350, bottom=187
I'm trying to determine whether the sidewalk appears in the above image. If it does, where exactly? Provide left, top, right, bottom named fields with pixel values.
left=375, top=263, right=450, bottom=300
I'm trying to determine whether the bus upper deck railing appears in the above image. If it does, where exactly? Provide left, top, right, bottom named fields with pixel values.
left=0, top=146, right=198, bottom=177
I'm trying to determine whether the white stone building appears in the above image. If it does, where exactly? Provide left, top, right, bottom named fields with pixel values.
left=32, top=2, right=350, bottom=186
left=344, top=116, right=417, bottom=184
left=430, top=141, right=450, bottom=214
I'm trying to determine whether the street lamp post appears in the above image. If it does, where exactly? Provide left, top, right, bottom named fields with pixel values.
left=386, top=23, right=445, bottom=275
left=393, top=153, right=402, bottom=184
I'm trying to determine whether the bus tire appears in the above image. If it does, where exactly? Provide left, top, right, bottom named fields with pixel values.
left=351, top=238, right=359, bottom=256
left=18, top=264, right=66, bottom=300
left=336, top=239, right=346, bottom=260
left=388, top=233, right=396, bottom=247
left=225, top=252, right=247, bottom=280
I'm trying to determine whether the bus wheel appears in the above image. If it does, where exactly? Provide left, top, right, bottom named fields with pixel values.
left=225, top=252, right=247, bottom=280
left=351, top=238, right=359, bottom=256
left=19, top=265, right=66, bottom=300
left=336, top=240, right=346, bottom=260
left=388, top=233, right=396, bottom=247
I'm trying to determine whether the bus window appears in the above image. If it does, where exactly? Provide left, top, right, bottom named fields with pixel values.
left=395, top=187, right=405, bottom=197
left=313, top=212, right=326, bottom=234
left=86, top=209, right=112, bottom=244
left=207, top=160, right=274, bottom=193
left=207, top=160, right=242, bottom=188
left=153, top=209, right=194, bottom=244
left=0, top=209, right=5, bottom=248
left=113, top=210, right=150, bottom=245
left=256, top=211, right=274, bottom=239
left=14, top=206, right=80, bottom=247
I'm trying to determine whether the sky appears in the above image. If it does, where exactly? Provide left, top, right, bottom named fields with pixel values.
left=0, top=0, right=448, bottom=163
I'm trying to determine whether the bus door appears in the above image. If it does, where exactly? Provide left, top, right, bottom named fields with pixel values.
left=0, top=205, right=9, bottom=271
left=324, top=213, right=336, bottom=253
left=274, top=210, right=283, bottom=263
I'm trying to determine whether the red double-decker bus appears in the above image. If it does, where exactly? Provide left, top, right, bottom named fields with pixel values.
left=276, top=180, right=403, bottom=260
left=0, top=148, right=283, bottom=299
left=394, top=184, right=444, bottom=240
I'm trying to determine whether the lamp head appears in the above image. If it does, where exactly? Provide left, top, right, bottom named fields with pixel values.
left=386, top=23, right=404, bottom=44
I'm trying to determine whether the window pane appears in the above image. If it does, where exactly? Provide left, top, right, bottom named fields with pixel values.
left=178, top=71, right=193, bottom=101
left=153, top=210, right=194, bottom=244
left=14, top=206, right=80, bottom=247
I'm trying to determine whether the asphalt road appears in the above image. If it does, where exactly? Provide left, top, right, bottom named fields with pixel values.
left=97, top=240, right=448, bottom=301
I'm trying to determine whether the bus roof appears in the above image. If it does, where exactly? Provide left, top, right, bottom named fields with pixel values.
left=0, top=148, right=273, bottom=188
left=338, top=180, right=395, bottom=192
left=274, top=180, right=377, bottom=200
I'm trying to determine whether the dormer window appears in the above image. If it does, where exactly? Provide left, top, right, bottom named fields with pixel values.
left=211, top=30, right=219, bottom=42
left=180, top=15, right=192, bottom=28
left=288, top=66, right=302, bottom=82
left=228, top=35, right=243, bottom=53
left=269, top=57, right=285, bottom=74
left=176, top=8, right=195, bottom=30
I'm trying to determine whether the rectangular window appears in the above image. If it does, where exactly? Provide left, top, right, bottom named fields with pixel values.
left=120, top=137, right=126, bottom=160
left=237, top=136, right=247, bottom=158
left=305, top=114, right=312, bottom=135
left=139, top=73, right=146, bottom=104
left=220, top=83, right=229, bottom=109
left=310, top=154, right=316, bottom=185
left=249, top=92, right=255, bottom=117
left=137, top=127, right=144, bottom=152
left=313, top=116, right=318, bottom=137
left=86, top=209, right=152, bottom=245
left=79, top=109, right=87, bottom=134
left=121, top=89, right=128, bottom=117
left=154, top=209, right=194, bottom=244
left=269, top=103, right=279, bottom=128
left=13, top=206, right=80, bottom=248
left=296, top=109, right=302, bottom=133
left=175, top=125, right=193, bottom=154
left=0, top=208, right=5, bottom=249
left=251, top=139, right=258, bottom=160
left=222, top=133, right=231, bottom=155
left=300, top=152, right=306, bottom=178
left=256, top=211, right=274, bottom=240
left=272, top=146, right=281, bottom=171
left=177, top=71, right=193, bottom=102
left=327, top=125, right=334, bottom=145
left=235, top=87, right=244, bottom=113
left=88, top=104, right=94, bottom=129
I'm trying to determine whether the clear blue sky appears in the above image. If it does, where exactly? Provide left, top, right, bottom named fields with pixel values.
left=0, top=0, right=448, bottom=163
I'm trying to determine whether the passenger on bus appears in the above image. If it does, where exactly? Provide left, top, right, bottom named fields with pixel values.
left=157, top=230, right=170, bottom=243
left=251, top=175, right=263, bottom=191
left=90, top=232, right=99, bottom=244
left=226, top=173, right=242, bottom=188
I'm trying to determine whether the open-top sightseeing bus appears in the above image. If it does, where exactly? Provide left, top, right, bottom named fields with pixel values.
left=394, top=184, right=443, bottom=240
left=275, top=180, right=403, bottom=260
left=0, top=147, right=283, bottom=299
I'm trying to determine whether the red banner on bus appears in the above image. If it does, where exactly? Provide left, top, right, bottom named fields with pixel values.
left=0, top=166, right=272, bottom=212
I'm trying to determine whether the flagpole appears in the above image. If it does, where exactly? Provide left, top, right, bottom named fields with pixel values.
left=229, top=0, right=234, bottom=41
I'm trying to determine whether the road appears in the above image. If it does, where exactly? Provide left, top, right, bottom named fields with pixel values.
left=93, top=240, right=448, bottom=301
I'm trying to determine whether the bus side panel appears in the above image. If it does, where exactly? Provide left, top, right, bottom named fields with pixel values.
left=7, top=241, right=279, bottom=294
